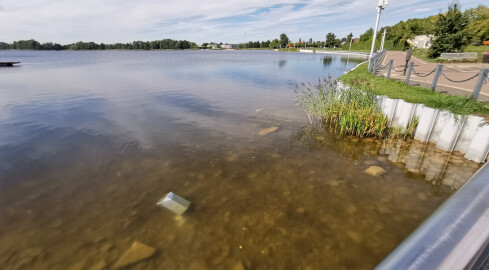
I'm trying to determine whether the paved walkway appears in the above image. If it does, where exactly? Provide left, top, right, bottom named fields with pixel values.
left=378, top=51, right=489, bottom=102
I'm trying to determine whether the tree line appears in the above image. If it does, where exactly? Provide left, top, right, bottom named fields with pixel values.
left=0, top=39, right=198, bottom=50
left=236, top=3, right=487, bottom=58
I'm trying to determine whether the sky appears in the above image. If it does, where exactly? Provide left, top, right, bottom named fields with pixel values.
left=0, top=0, right=486, bottom=45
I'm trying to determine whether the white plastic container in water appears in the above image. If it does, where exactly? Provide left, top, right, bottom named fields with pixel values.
left=437, top=116, right=465, bottom=152
left=465, top=125, right=489, bottom=163
left=156, top=192, right=191, bottom=216
left=414, top=106, right=438, bottom=142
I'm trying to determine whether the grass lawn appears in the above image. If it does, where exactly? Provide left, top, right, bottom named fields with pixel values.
left=339, top=63, right=489, bottom=117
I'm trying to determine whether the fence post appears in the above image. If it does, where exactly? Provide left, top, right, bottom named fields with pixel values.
left=431, top=64, right=443, bottom=91
left=372, top=58, right=379, bottom=76
left=386, top=60, right=393, bottom=79
left=472, top=69, right=489, bottom=101
left=405, top=62, right=414, bottom=85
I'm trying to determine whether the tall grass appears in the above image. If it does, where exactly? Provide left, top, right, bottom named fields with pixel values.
left=295, top=78, right=389, bottom=138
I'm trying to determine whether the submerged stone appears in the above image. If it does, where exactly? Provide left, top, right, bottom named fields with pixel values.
left=365, top=166, right=386, bottom=177
left=115, top=241, right=156, bottom=269
left=258, top=126, right=279, bottom=136
left=417, top=192, right=428, bottom=201
left=232, top=261, right=245, bottom=270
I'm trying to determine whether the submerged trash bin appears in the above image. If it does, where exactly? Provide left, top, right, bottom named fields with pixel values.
left=156, top=192, right=191, bottom=216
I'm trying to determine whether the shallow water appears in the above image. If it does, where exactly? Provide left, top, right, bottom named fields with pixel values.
left=0, top=50, right=482, bottom=270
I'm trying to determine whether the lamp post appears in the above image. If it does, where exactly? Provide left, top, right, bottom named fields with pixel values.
left=369, top=0, right=388, bottom=64
left=380, top=27, right=388, bottom=51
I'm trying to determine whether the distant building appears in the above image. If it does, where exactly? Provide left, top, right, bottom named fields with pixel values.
left=221, top=44, right=237, bottom=49
left=412, top=35, right=433, bottom=49
left=353, top=38, right=360, bottom=43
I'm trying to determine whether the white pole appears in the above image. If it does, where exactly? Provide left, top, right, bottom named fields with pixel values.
left=381, top=28, right=387, bottom=50
left=369, top=6, right=382, bottom=64
left=349, top=37, right=353, bottom=51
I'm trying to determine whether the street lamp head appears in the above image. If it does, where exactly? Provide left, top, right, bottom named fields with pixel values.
left=377, top=0, right=388, bottom=8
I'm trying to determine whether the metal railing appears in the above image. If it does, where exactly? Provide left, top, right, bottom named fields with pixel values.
left=373, top=59, right=489, bottom=101
left=375, top=162, right=489, bottom=270
left=368, top=50, right=387, bottom=73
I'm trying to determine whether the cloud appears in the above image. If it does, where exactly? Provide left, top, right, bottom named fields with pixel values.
left=415, top=8, right=431, bottom=13
left=0, top=0, right=485, bottom=44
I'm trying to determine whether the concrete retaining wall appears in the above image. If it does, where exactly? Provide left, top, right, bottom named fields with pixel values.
left=377, top=95, right=489, bottom=163
left=338, top=60, right=489, bottom=164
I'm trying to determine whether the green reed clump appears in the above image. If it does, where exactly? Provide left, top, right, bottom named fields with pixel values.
left=295, top=78, right=389, bottom=138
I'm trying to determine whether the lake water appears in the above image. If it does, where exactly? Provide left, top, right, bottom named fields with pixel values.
left=0, top=50, right=482, bottom=270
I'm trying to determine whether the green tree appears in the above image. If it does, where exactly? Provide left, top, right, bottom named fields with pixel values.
left=0, top=42, right=11, bottom=49
left=359, top=28, right=374, bottom=42
left=346, top=33, right=353, bottom=43
left=279, top=33, right=289, bottom=48
left=463, top=5, right=489, bottom=43
left=270, top=39, right=279, bottom=48
left=428, top=1, right=468, bottom=58
left=325, top=32, right=336, bottom=47
left=334, top=39, right=341, bottom=47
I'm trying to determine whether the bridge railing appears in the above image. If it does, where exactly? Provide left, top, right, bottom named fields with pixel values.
left=375, top=162, right=489, bottom=270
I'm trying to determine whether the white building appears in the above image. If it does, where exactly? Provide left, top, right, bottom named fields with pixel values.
left=221, top=44, right=236, bottom=49
left=412, top=35, right=433, bottom=49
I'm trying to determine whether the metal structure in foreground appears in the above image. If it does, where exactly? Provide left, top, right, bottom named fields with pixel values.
left=369, top=0, right=388, bottom=65
left=375, top=162, right=489, bottom=270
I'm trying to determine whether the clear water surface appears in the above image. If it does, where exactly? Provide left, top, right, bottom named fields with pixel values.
left=0, top=50, right=481, bottom=270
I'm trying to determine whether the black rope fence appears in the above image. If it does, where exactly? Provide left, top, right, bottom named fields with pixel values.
left=377, top=62, right=390, bottom=70
left=441, top=71, right=480, bottom=83
left=412, top=68, right=437, bottom=78
left=393, top=66, right=405, bottom=72
left=371, top=56, right=487, bottom=101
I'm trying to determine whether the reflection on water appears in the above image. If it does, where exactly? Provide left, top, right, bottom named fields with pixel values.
left=296, top=124, right=481, bottom=191
left=321, top=55, right=366, bottom=75
left=379, top=139, right=481, bottom=190
left=0, top=51, right=481, bottom=270
left=322, top=56, right=333, bottom=66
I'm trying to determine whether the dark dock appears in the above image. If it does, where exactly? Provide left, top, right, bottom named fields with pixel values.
left=0, top=62, right=20, bottom=67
